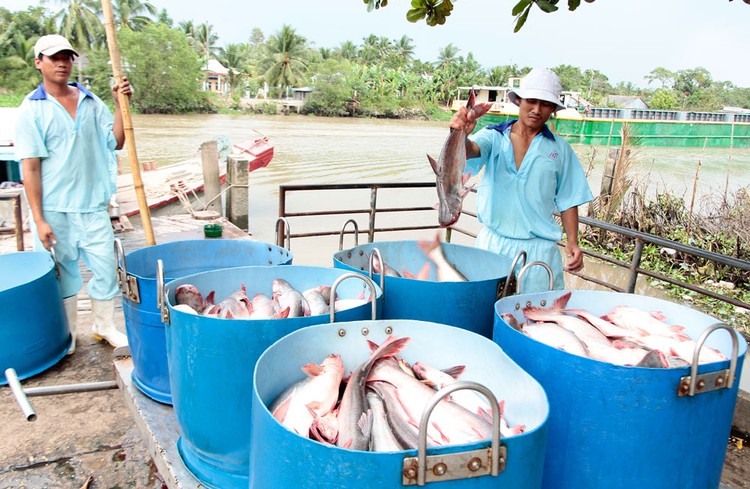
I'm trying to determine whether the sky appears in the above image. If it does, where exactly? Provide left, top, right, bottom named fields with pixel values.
left=5, top=0, right=750, bottom=88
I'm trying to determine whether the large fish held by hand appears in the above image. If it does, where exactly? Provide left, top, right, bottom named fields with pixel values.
left=428, top=89, right=493, bottom=227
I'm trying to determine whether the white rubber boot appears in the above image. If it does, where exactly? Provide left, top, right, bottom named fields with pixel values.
left=63, top=296, right=78, bottom=355
left=91, top=298, right=128, bottom=348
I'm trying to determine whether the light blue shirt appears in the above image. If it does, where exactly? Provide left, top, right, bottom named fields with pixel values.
left=466, top=120, right=593, bottom=242
left=15, top=82, right=117, bottom=212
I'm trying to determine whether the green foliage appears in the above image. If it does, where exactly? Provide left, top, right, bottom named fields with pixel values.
left=648, top=88, right=677, bottom=110
left=118, top=23, right=212, bottom=113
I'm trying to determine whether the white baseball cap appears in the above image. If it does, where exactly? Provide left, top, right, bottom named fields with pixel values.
left=508, top=68, right=565, bottom=111
left=34, top=34, right=78, bottom=58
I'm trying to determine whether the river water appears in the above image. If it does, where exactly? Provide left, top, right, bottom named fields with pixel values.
left=120, top=113, right=750, bottom=282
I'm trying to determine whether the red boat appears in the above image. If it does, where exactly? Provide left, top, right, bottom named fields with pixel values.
left=232, top=136, right=275, bottom=172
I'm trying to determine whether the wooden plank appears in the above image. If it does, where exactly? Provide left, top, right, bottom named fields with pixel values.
left=114, top=358, right=202, bottom=489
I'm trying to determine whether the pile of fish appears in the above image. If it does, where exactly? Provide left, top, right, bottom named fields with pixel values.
left=502, top=292, right=727, bottom=368
left=370, top=235, right=467, bottom=282
left=172, top=278, right=370, bottom=319
left=270, top=335, right=524, bottom=452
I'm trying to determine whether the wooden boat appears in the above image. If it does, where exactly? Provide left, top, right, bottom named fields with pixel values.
left=116, top=136, right=274, bottom=218
left=232, top=136, right=274, bottom=172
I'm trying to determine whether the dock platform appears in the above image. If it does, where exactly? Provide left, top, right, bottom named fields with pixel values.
left=114, top=358, right=199, bottom=489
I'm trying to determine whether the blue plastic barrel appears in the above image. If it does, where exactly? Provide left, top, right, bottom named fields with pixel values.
left=1, top=252, right=69, bottom=384
left=250, top=319, right=549, bottom=489
left=493, top=290, right=747, bottom=489
left=333, top=241, right=512, bottom=338
left=164, top=265, right=382, bottom=489
left=118, top=239, right=292, bottom=404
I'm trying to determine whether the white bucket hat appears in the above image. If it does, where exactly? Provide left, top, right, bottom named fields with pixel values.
left=34, top=34, right=78, bottom=58
left=508, top=68, right=565, bottom=111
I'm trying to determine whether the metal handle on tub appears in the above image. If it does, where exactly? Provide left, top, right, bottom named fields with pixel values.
left=338, top=219, right=359, bottom=251
left=515, top=260, right=554, bottom=295
left=156, top=259, right=169, bottom=325
left=275, top=217, right=291, bottom=251
left=402, top=381, right=506, bottom=486
left=114, top=238, right=140, bottom=303
left=367, top=247, right=386, bottom=293
left=329, top=272, right=378, bottom=323
left=677, top=322, right=740, bottom=397
left=499, top=250, right=527, bottom=299
left=48, top=244, right=60, bottom=280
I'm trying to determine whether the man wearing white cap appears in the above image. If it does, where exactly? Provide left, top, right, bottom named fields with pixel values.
left=450, top=67, right=593, bottom=293
left=14, top=34, right=132, bottom=353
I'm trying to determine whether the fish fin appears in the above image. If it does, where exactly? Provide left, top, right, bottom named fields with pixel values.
left=460, top=172, right=472, bottom=186
left=205, top=290, right=215, bottom=305
left=458, top=183, right=475, bottom=199
left=432, top=421, right=450, bottom=444
left=552, top=291, right=572, bottom=309
left=273, top=306, right=290, bottom=319
left=367, top=339, right=379, bottom=353
left=427, top=154, right=440, bottom=175
left=441, top=365, right=466, bottom=379
left=467, top=89, right=476, bottom=109
left=498, top=399, right=505, bottom=415
left=650, top=311, right=667, bottom=321
left=670, top=324, right=686, bottom=333
left=272, top=395, right=292, bottom=422
left=477, top=407, right=493, bottom=424
left=302, top=362, right=324, bottom=377
left=403, top=262, right=430, bottom=281
left=306, top=401, right=322, bottom=415
left=471, top=102, right=494, bottom=119
left=358, top=410, right=373, bottom=438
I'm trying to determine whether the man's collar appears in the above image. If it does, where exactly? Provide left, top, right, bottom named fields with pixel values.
left=29, top=82, right=95, bottom=101
left=485, top=120, right=556, bottom=141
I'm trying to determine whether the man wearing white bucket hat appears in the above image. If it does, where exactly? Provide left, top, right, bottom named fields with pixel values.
left=450, top=67, right=593, bottom=293
left=14, top=34, right=132, bottom=353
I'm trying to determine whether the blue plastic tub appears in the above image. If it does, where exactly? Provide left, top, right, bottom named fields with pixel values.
left=163, top=265, right=382, bottom=489
left=493, top=290, right=747, bottom=489
left=333, top=240, right=512, bottom=338
left=0, top=252, right=69, bottom=384
left=250, top=319, right=549, bottom=489
left=117, top=238, right=292, bottom=404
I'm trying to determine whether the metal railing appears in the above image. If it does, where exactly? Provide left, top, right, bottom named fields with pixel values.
left=277, top=182, right=750, bottom=312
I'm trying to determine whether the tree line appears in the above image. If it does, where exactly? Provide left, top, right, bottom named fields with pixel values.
left=1, top=2, right=749, bottom=116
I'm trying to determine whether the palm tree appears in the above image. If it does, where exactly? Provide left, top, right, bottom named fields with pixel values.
left=262, top=24, right=308, bottom=98
left=195, top=22, right=220, bottom=67
left=393, top=35, right=415, bottom=63
left=436, top=43, right=460, bottom=70
left=218, top=42, right=252, bottom=98
left=43, top=0, right=102, bottom=83
left=112, top=0, right=157, bottom=31
left=337, top=40, right=358, bottom=60
left=44, top=0, right=103, bottom=52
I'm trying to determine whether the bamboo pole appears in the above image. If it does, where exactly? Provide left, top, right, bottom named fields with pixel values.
left=100, top=0, right=155, bottom=246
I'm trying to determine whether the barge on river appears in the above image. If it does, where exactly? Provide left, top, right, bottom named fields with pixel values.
left=452, top=85, right=750, bottom=149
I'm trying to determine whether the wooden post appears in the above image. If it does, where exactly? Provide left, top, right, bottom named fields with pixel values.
left=101, top=0, right=155, bottom=246
left=600, top=148, right=619, bottom=199
left=199, top=141, right=222, bottom=215
left=226, top=155, right=249, bottom=230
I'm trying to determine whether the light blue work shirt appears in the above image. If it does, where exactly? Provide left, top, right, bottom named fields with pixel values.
left=14, top=82, right=117, bottom=212
left=466, top=120, right=593, bottom=292
left=466, top=120, right=593, bottom=242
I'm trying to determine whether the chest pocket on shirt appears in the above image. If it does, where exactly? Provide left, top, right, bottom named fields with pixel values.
left=526, top=157, right=559, bottom=203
